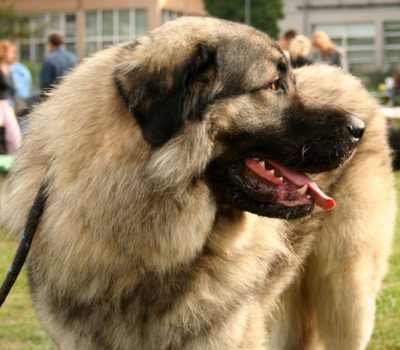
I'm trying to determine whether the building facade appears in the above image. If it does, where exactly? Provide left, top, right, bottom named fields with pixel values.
left=12, top=0, right=206, bottom=61
left=279, top=0, right=400, bottom=71
left=11, top=0, right=400, bottom=71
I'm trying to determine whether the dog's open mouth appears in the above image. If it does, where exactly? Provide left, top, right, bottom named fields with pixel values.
left=230, top=158, right=335, bottom=211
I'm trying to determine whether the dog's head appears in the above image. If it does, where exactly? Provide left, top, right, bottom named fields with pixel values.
left=114, top=17, right=365, bottom=220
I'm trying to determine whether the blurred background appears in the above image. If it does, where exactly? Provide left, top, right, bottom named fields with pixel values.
left=0, top=0, right=399, bottom=92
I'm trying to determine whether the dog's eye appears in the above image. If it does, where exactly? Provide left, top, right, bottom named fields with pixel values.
left=252, top=79, right=283, bottom=94
left=269, top=81, right=277, bottom=90
left=268, top=79, right=281, bottom=91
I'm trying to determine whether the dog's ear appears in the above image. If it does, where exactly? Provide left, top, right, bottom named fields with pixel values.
left=114, top=43, right=217, bottom=147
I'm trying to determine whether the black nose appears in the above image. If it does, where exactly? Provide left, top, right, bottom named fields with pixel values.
left=346, top=114, right=365, bottom=142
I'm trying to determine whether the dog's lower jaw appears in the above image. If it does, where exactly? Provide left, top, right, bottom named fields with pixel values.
left=226, top=185, right=314, bottom=219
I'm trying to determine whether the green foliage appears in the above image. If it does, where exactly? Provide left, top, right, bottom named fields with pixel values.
left=203, top=0, right=284, bottom=39
left=0, top=0, right=29, bottom=40
left=21, top=61, right=42, bottom=92
left=352, top=69, right=394, bottom=91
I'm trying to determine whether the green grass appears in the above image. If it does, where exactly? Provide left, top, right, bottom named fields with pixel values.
left=0, top=233, right=56, bottom=349
left=1, top=176, right=400, bottom=349
left=367, top=173, right=400, bottom=350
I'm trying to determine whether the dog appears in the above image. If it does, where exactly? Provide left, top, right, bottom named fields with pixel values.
left=268, top=64, right=396, bottom=349
left=2, top=17, right=394, bottom=349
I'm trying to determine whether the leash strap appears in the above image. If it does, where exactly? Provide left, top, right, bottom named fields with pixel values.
left=0, top=180, right=48, bottom=307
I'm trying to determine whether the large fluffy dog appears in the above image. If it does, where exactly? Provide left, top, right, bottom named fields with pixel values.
left=3, top=17, right=395, bottom=349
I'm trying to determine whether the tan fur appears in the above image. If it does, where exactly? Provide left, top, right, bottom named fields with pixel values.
left=2, top=17, right=395, bottom=350
left=269, top=65, right=396, bottom=349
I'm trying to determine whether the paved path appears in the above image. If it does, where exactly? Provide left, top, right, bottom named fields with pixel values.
left=382, top=107, right=400, bottom=119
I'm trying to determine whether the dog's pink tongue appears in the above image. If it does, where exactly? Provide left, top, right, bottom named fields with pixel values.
left=268, top=160, right=335, bottom=210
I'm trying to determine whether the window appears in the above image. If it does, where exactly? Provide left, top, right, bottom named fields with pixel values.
left=66, top=43, right=76, bottom=54
left=162, top=10, right=181, bottom=24
left=20, top=43, right=30, bottom=62
left=84, top=9, right=148, bottom=55
left=102, top=11, right=113, bottom=37
left=33, top=14, right=46, bottom=39
left=313, top=23, right=375, bottom=67
left=16, top=12, right=77, bottom=62
left=65, top=14, right=76, bottom=38
left=118, top=10, right=130, bottom=36
left=18, top=16, right=30, bottom=37
left=35, top=43, right=46, bottom=62
left=384, top=21, right=400, bottom=64
left=135, top=9, right=148, bottom=36
left=85, top=42, right=97, bottom=56
left=101, top=41, right=113, bottom=50
left=49, top=14, right=62, bottom=31
left=85, top=11, right=97, bottom=37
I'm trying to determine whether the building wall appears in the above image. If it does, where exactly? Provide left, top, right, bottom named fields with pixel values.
left=13, top=0, right=206, bottom=59
left=162, top=0, right=205, bottom=14
left=14, top=0, right=205, bottom=31
left=279, top=0, right=400, bottom=71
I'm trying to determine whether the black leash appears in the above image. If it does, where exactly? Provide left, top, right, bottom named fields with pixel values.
left=0, top=180, right=48, bottom=308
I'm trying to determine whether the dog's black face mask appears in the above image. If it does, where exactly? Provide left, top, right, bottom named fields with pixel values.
left=206, top=100, right=365, bottom=220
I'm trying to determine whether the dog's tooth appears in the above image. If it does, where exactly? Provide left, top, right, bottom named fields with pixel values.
left=296, top=184, right=308, bottom=196
left=259, top=160, right=266, bottom=168
left=253, top=157, right=260, bottom=161
left=279, top=177, right=283, bottom=182
left=269, top=169, right=275, bottom=175
left=306, top=195, right=311, bottom=199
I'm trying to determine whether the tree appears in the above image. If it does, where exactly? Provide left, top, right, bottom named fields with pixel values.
left=203, top=0, right=284, bottom=39
left=0, top=0, right=30, bottom=40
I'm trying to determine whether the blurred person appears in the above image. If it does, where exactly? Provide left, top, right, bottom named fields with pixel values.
left=288, top=34, right=313, bottom=68
left=277, top=29, right=298, bottom=61
left=312, top=30, right=348, bottom=71
left=41, top=31, right=78, bottom=92
left=0, top=40, right=22, bottom=154
left=388, top=70, right=400, bottom=107
left=8, top=42, right=32, bottom=99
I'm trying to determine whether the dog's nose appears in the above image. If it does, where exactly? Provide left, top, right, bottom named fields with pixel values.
left=346, top=114, right=365, bottom=142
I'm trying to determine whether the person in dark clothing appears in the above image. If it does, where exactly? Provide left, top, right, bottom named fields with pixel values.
left=288, top=34, right=313, bottom=68
left=41, top=31, right=78, bottom=92
left=0, top=62, right=14, bottom=100
left=0, top=40, right=22, bottom=154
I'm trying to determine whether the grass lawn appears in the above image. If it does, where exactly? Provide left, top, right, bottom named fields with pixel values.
left=367, top=172, right=400, bottom=349
left=0, top=232, right=56, bottom=350
left=1, top=176, right=400, bottom=349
